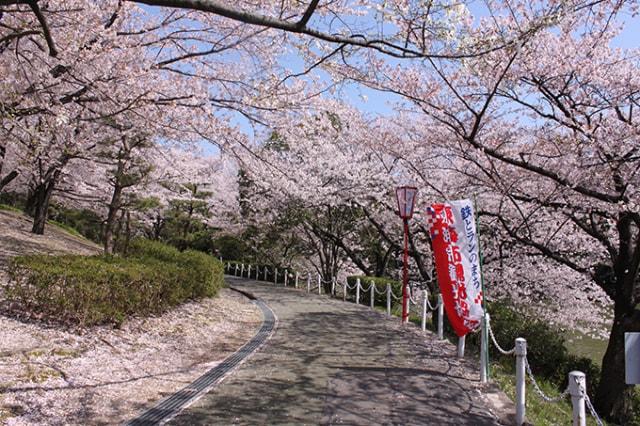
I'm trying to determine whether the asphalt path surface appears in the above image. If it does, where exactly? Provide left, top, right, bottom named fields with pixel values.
left=170, top=277, right=513, bottom=425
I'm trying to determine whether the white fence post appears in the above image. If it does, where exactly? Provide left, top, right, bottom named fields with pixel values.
left=284, top=269, right=288, bottom=287
left=480, top=313, right=488, bottom=383
left=275, top=268, right=278, bottom=285
left=370, top=281, right=375, bottom=308
left=437, top=294, right=444, bottom=340
left=307, top=273, right=311, bottom=292
left=569, top=371, right=587, bottom=426
left=264, top=266, right=267, bottom=281
left=515, top=338, right=527, bottom=425
left=457, top=335, right=466, bottom=358
left=248, top=265, right=251, bottom=279
left=332, top=277, right=336, bottom=296
left=403, top=293, right=409, bottom=324
left=386, top=284, right=391, bottom=316
left=241, top=263, right=244, bottom=277
left=295, top=272, right=299, bottom=289
left=343, top=279, right=347, bottom=301
left=317, top=274, right=321, bottom=295
left=356, top=278, right=361, bottom=305
left=421, top=290, right=428, bottom=332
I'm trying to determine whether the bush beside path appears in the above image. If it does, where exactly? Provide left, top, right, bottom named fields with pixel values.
left=172, top=277, right=515, bottom=425
left=0, top=210, right=263, bottom=424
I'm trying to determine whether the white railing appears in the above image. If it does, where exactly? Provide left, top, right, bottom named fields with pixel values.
left=485, top=320, right=603, bottom=426
left=223, top=261, right=602, bottom=426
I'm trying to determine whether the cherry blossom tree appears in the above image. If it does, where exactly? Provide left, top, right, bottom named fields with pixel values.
left=321, top=1, right=639, bottom=420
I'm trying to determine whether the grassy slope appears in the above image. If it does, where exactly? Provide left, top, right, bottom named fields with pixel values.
left=0, top=208, right=101, bottom=273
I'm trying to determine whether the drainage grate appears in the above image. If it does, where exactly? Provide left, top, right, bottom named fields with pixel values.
left=125, top=297, right=275, bottom=426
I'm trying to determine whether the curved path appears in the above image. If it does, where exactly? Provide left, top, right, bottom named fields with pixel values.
left=171, top=277, right=514, bottom=425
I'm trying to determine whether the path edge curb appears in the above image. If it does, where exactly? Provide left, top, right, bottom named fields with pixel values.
left=124, top=288, right=278, bottom=426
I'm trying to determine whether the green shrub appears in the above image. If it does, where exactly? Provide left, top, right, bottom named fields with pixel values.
left=6, top=240, right=223, bottom=326
left=213, top=235, right=247, bottom=261
left=346, top=275, right=403, bottom=306
left=47, top=204, right=103, bottom=243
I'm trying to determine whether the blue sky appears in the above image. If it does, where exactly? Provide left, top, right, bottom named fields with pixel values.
left=338, top=7, right=640, bottom=119
left=164, top=2, right=639, bottom=151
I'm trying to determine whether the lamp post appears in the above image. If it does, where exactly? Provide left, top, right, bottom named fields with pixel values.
left=395, top=186, right=418, bottom=324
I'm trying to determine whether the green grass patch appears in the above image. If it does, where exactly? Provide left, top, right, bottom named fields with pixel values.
left=0, top=204, right=86, bottom=240
left=0, top=203, right=22, bottom=213
left=47, top=219, right=84, bottom=239
left=6, top=239, right=224, bottom=326
left=492, top=363, right=606, bottom=425
left=564, top=331, right=608, bottom=367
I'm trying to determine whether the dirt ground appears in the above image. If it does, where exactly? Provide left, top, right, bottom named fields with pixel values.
left=0, top=210, right=262, bottom=425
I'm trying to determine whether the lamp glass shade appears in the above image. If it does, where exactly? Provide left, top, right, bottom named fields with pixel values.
left=395, top=186, right=418, bottom=219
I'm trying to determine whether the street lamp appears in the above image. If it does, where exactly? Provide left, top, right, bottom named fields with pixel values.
left=395, top=186, right=418, bottom=324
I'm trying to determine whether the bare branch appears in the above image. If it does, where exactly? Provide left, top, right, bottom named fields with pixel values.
left=27, top=0, right=57, bottom=57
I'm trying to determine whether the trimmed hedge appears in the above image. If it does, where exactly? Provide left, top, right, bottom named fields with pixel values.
left=7, top=239, right=223, bottom=326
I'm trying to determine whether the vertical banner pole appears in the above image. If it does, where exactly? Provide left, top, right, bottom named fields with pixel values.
left=480, top=314, right=488, bottom=383
left=457, top=335, right=466, bottom=358
left=515, top=338, right=527, bottom=425
left=421, top=290, right=428, bottom=331
left=387, top=284, right=391, bottom=316
left=437, top=294, right=444, bottom=340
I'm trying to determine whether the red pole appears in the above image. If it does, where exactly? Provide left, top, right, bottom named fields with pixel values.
left=402, top=219, right=409, bottom=323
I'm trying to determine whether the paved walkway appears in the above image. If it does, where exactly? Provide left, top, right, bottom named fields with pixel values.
left=171, top=277, right=513, bottom=425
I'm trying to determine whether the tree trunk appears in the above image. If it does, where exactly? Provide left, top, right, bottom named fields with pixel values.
left=103, top=184, right=123, bottom=254
left=29, top=169, right=60, bottom=235
left=595, top=213, right=640, bottom=423
left=113, top=209, right=126, bottom=253
left=123, top=210, right=131, bottom=254
left=595, top=303, right=640, bottom=423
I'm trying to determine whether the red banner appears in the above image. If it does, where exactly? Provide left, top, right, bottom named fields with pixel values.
left=426, top=200, right=484, bottom=337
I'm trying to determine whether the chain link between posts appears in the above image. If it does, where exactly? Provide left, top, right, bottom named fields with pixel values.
left=373, top=283, right=386, bottom=294
left=485, top=321, right=604, bottom=425
left=486, top=321, right=516, bottom=355
left=409, top=292, right=418, bottom=305
left=581, top=378, right=604, bottom=426
left=524, top=357, right=570, bottom=403
left=426, top=296, right=439, bottom=311
left=359, top=282, right=373, bottom=293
